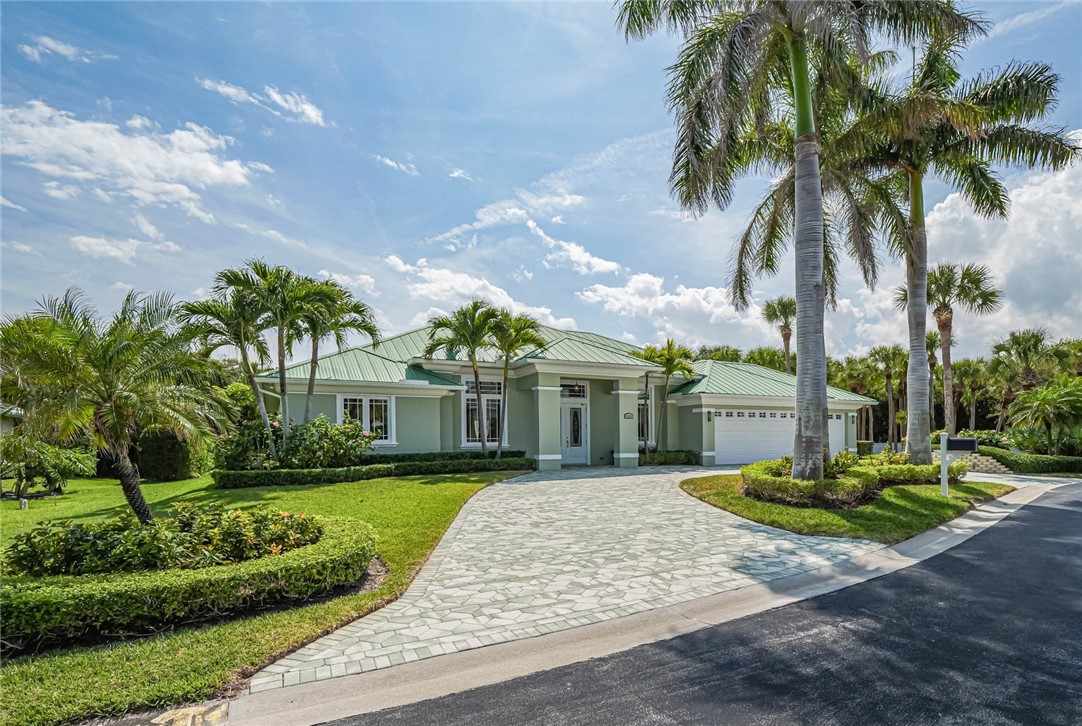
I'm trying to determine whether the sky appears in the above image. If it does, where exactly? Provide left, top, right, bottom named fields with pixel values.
left=2, top=1, right=1080, bottom=361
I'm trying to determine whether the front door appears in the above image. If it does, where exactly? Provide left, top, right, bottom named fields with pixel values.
left=561, top=403, right=589, bottom=465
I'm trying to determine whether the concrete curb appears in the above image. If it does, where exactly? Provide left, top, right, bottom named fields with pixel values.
left=220, top=481, right=1059, bottom=726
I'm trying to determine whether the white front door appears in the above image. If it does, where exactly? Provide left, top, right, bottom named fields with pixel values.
left=561, top=402, right=589, bottom=465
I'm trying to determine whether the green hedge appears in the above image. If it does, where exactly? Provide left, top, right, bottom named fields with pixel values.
left=212, top=457, right=536, bottom=488
left=979, top=446, right=1082, bottom=474
left=873, top=462, right=968, bottom=485
left=856, top=440, right=873, bottom=457
left=134, top=432, right=212, bottom=482
left=354, top=450, right=526, bottom=465
left=740, top=460, right=880, bottom=508
left=639, top=450, right=700, bottom=466
left=0, top=517, right=377, bottom=655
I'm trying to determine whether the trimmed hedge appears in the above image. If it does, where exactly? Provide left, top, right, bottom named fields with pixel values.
left=212, top=457, right=536, bottom=488
left=135, top=431, right=212, bottom=482
left=639, top=450, right=700, bottom=466
left=355, top=450, right=526, bottom=465
left=979, top=446, right=1082, bottom=474
left=0, top=517, right=377, bottom=655
left=856, top=440, right=873, bottom=457
left=871, top=462, right=968, bottom=485
left=741, top=460, right=880, bottom=508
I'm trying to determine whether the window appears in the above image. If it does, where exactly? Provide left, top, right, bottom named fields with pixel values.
left=464, top=381, right=503, bottom=446
left=725, top=411, right=734, bottom=418
left=759, top=412, right=767, bottom=418
left=737, top=411, right=745, bottom=418
left=341, top=396, right=395, bottom=444
left=769, top=412, right=777, bottom=418
left=465, top=380, right=502, bottom=395
left=638, top=403, right=648, bottom=442
left=560, top=382, right=587, bottom=398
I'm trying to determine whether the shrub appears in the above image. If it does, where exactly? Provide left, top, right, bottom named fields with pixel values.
left=0, top=436, right=96, bottom=498
left=856, top=440, right=873, bottom=457
left=6, top=503, right=323, bottom=576
left=978, top=446, right=1082, bottom=474
left=827, top=450, right=860, bottom=477
left=213, top=416, right=281, bottom=471
left=864, top=449, right=912, bottom=466
left=355, top=450, right=526, bottom=464
left=872, top=462, right=968, bottom=485
left=211, top=457, right=536, bottom=488
left=639, top=450, right=700, bottom=466
left=280, top=416, right=379, bottom=469
left=740, top=460, right=880, bottom=508
left=135, top=431, right=212, bottom=482
left=0, top=517, right=376, bottom=654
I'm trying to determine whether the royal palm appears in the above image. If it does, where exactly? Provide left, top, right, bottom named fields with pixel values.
left=491, top=311, right=547, bottom=459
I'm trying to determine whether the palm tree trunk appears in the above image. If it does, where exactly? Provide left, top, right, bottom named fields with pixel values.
left=782, top=329, right=792, bottom=375
left=939, top=317, right=956, bottom=435
left=886, top=374, right=896, bottom=450
left=497, top=360, right=509, bottom=460
left=970, top=397, right=977, bottom=431
left=472, top=361, right=488, bottom=457
left=658, top=374, right=671, bottom=452
left=928, top=361, right=936, bottom=431
left=304, top=338, right=319, bottom=424
left=788, top=36, right=826, bottom=481
left=905, top=173, right=933, bottom=464
left=113, top=449, right=153, bottom=524
left=240, top=350, right=277, bottom=460
left=1045, top=421, right=1055, bottom=455
left=278, top=330, right=290, bottom=442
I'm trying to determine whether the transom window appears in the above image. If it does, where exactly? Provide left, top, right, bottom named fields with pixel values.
left=341, top=396, right=394, bottom=443
left=560, top=383, right=587, bottom=398
left=465, top=380, right=502, bottom=395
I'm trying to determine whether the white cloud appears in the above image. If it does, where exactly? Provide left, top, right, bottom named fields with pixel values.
left=621, top=331, right=637, bottom=343
left=132, top=213, right=165, bottom=241
left=196, top=78, right=328, bottom=126
left=92, top=188, right=113, bottom=203
left=1, top=241, right=36, bottom=254
left=18, top=35, right=115, bottom=64
left=511, top=266, right=534, bottom=282
left=125, top=115, right=154, bottom=131
left=983, top=1, right=1075, bottom=42
left=1, top=196, right=27, bottom=212
left=2, top=101, right=257, bottom=221
left=70, top=235, right=180, bottom=264
left=110, top=281, right=133, bottom=291
left=373, top=155, right=419, bottom=176
left=550, top=215, right=565, bottom=224
left=526, top=219, right=622, bottom=275
left=318, top=269, right=380, bottom=297
left=650, top=207, right=696, bottom=223
left=43, top=181, right=79, bottom=200
left=385, top=255, right=576, bottom=328
left=426, top=190, right=585, bottom=246
left=449, top=168, right=476, bottom=182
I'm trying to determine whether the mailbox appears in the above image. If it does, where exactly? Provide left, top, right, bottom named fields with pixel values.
left=946, top=437, right=978, bottom=452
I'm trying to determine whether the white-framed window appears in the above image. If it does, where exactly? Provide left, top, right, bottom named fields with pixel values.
left=769, top=412, right=777, bottom=418
left=737, top=411, right=745, bottom=418
left=725, top=411, right=734, bottom=418
left=758, top=412, right=767, bottom=418
left=340, top=395, right=396, bottom=445
left=638, top=402, right=649, bottom=443
left=463, top=380, right=504, bottom=447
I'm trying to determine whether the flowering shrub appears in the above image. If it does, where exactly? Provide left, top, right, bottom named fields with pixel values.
left=5, top=502, right=323, bottom=576
left=279, top=415, right=379, bottom=469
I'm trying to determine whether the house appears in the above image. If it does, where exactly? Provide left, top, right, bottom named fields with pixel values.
left=1, top=403, right=23, bottom=436
left=257, top=326, right=875, bottom=470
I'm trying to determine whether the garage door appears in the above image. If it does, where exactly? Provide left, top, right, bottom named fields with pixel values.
left=714, top=410, right=847, bottom=465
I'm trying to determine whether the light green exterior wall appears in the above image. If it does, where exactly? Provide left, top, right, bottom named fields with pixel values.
left=676, top=407, right=715, bottom=465
left=282, top=392, right=337, bottom=423
left=392, top=397, right=442, bottom=453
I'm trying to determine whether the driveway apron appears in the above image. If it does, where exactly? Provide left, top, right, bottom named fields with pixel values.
left=249, top=466, right=884, bottom=692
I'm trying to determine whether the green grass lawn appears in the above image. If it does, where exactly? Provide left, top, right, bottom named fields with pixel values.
left=681, top=474, right=1015, bottom=544
left=0, top=471, right=520, bottom=726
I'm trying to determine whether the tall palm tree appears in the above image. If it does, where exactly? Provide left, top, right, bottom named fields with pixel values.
left=1010, top=377, right=1082, bottom=455
left=926, top=330, right=940, bottom=430
left=896, top=263, right=1002, bottom=434
left=216, top=261, right=333, bottom=440
left=180, top=291, right=277, bottom=458
left=763, top=297, right=798, bottom=374
left=424, top=301, right=501, bottom=457
left=836, top=356, right=879, bottom=441
left=491, top=311, right=547, bottom=460
left=0, top=289, right=230, bottom=523
left=695, top=344, right=742, bottom=362
left=298, top=281, right=380, bottom=423
left=842, top=35, right=1078, bottom=463
left=743, top=346, right=790, bottom=373
left=869, top=345, right=906, bottom=450
left=617, top=0, right=980, bottom=480
left=633, top=339, right=694, bottom=453
left=951, top=357, right=985, bottom=431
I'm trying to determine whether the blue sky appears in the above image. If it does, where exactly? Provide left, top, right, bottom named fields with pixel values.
left=2, top=1, right=1080, bottom=360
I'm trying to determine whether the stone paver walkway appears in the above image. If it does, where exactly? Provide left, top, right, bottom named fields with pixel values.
left=250, top=467, right=885, bottom=693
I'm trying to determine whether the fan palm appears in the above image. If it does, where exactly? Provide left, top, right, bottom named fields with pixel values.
left=0, top=289, right=230, bottom=523
left=616, top=0, right=981, bottom=480
left=1010, top=377, right=1082, bottom=455
left=869, top=345, right=907, bottom=450
left=491, top=311, right=547, bottom=459
left=841, top=33, right=1078, bottom=463
left=298, top=281, right=381, bottom=423
left=896, top=263, right=1002, bottom=434
left=743, top=346, right=790, bottom=373
left=951, top=357, right=985, bottom=431
left=763, top=297, right=798, bottom=374
left=424, top=301, right=501, bottom=457
left=987, top=329, right=1072, bottom=431
left=634, top=339, right=694, bottom=452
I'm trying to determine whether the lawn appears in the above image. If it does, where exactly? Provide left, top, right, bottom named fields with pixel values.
left=0, top=471, right=520, bottom=726
left=681, top=474, right=1015, bottom=544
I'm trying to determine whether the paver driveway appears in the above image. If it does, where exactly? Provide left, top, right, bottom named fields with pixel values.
left=250, top=467, right=885, bottom=693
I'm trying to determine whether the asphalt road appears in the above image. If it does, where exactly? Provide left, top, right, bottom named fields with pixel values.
left=327, top=483, right=1082, bottom=726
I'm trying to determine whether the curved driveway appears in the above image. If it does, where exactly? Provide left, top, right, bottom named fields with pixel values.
left=250, top=466, right=884, bottom=692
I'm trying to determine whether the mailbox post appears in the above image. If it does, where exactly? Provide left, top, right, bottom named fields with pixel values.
left=939, top=433, right=978, bottom=496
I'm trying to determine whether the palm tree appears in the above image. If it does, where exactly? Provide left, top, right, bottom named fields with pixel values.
left=491, top=311, right=547, bottom=459
left=896, top=263, right=1002, bottom=435
left=180, top=291, right=277, bottom=459
left=952, top=357, right=986, bottom=431
left=216, top=261, right=333, bottom=440
left=926, top=330, right=940, bottom=430
left=1, top=290, right=230, bottom=523
left=869, top=345, right=906, bottom=450
left=695, top=344, right=742, bottom=362
left=762, top=297, right=797, bottom=374
left=298, top=281, right=380, bottom=423
left=617, top=0, right=980, bottom=480
left=1010, top=377, right=1082, bottom=455
left=633, top=339, right=694, bottom=452
left=842, top=35, right=1078, bottom=463
left=743, top=347, right=790, bottom=373
left=836, top=356, right=879, bottom=441
left=424, top=301, right=501, bottom=457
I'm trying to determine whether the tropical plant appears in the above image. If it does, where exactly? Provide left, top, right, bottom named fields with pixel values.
left=926, top=330, right=940, bottom=430
left=616, top=0, right=980, bottom=480
left=844, top=33, right=1078, bottom=464
left=833, top=356, right=880, bottom=442
left=762, top=297, right=798, bottom=373
left=634, top=339, right=693, bottom=452
left=297, top=280, right=380, bottom=423
left=743, top=346, right=790, bottom=373
left=0, top=433, right=96, bottom=498
left=694, top=344, right=742, bottom=362
left=1009, top=376, right=1082, bottom=455
left=951, top=358, right=986, bottom=431
left=988, top=328, right=1073, bottom=430
left=869, top=345, right=907, bottom=450
left=0, top=289, right=231, bottom=523
left=491, top=311, right=547, bottom=459
left=424, top=301, right=501, bottom=457
left=896, top=263, right=1002, bottom=435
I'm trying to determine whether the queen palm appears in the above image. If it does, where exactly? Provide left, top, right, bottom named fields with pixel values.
left=896, top=263, right=1002, bottom=435
left=424, top=301, right=501, bottom=457
left=299, top=281, right=380, bottom=423
left=491, top=311, right=547, bottom=459
left=951, top=357, right=985, bottom=431
left=634, top=339, right=694, bottom=452
left=180, top=290, right=277, bottom=458
left=869, top=345, right=906, bottom=450
left=617, top=0, right=979, bottom=480
left=1, top=289, right=230, bottom=523
left=763, top=297, right=797, bottom=374
left=842, top=35, right=1078, bottom=463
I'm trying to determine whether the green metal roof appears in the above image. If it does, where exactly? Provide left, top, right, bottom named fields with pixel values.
left=670, top=360, right=875, bottom=403
left=267, top=347, right=459, bottom=386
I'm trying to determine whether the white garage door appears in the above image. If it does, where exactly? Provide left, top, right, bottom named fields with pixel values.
left=714, top=410, right=847, bottom=465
